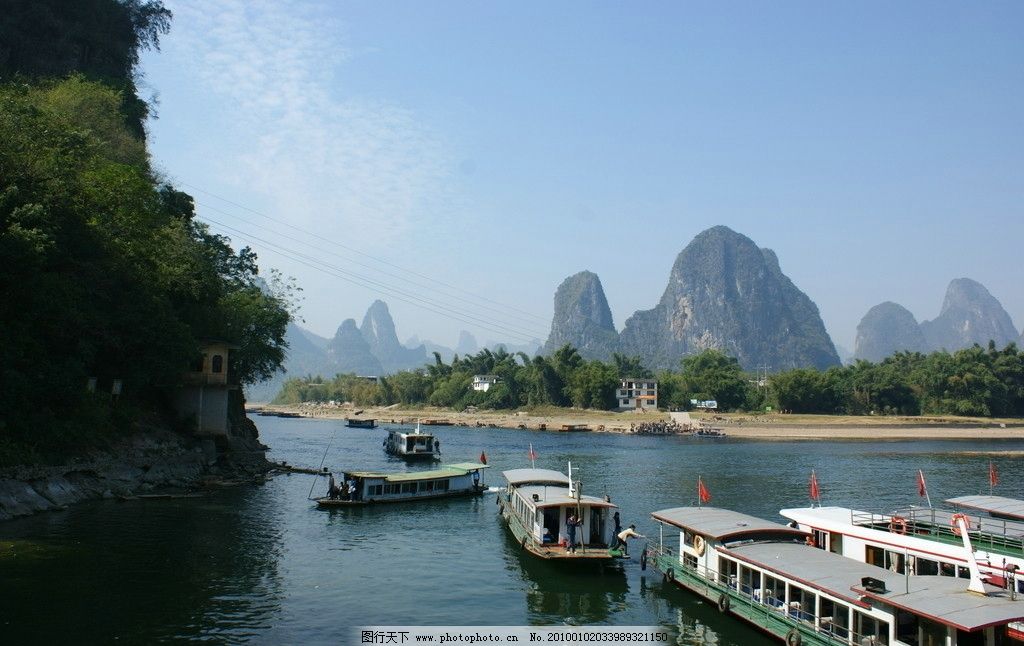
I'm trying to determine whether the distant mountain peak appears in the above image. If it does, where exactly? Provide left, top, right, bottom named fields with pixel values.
left=618, top=226, right=839, bottom=370
left=854, top=301, right=927, bottom=362
left=542, top=270, right=619, bottom=360
left=921, top=278, right=1018, bottom=351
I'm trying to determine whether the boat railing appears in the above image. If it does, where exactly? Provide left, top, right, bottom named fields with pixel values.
left=647, top=543, right=887, bottom=645
left=852, top=507, right=1024, bottom=555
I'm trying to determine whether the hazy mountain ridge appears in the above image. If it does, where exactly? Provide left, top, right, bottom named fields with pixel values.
left=854, top=279, right=1019, bottom=360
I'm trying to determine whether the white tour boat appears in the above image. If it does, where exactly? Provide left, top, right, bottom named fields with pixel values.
left=315, top=462, right=488, bottom=507
left=498, top=466, right=622, bottom=562
left=780, top=499, right=1024, bottom=594
left=647, top=505, right=1024, bottom=646
left=383, top=421, right=440, bottom=460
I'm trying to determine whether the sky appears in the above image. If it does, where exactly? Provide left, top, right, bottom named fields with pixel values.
left=141, top=1, right=1024, bottom=355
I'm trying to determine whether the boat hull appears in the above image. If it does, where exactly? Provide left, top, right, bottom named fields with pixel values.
left=316, top=486, right=484, bottom=508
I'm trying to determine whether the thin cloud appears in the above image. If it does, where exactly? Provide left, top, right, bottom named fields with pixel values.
left=163, top=0, right=454, bottom=241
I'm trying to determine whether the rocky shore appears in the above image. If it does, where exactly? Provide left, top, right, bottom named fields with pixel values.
left=0, top=426, right=270, bottom=523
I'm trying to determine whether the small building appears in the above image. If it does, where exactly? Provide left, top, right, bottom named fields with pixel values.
left=472, top=375, right=500, bottom=392
left=176, top=341, right=240, bottom=436
left=617, top=378, right=658, bottom=411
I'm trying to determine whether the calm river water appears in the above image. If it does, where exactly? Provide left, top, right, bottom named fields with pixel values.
left=2, top=418, right=1022, bottom=644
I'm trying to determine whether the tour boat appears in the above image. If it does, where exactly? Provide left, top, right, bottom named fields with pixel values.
left=647, top=505, right=1024, bottom=646
left=383, top=421, right=440, bottom=459
left=315, top=462, right=488, bottom=507
left=780, top=500, right=1024, bottom=594
left=345, top=418, right=376, bottom=428
left=498, top=467, right=622, bottom=562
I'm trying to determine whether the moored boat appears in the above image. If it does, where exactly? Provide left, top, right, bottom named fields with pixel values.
left=315, top=462, right=488, bottom=507
left=780, top=501, right=1024, bottom=593
left=497, top=467, right=622, bottom=562
left=346, top=418, right=376, bottom=428
left=647, top=505, right=1024, bottom=646
left=383, top=421, right=440, bottom=459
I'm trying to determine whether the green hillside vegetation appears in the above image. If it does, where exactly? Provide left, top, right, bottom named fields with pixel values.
left=275, top=343, right=1024, bottom=419
left=0, top=1, right=291, bottom=464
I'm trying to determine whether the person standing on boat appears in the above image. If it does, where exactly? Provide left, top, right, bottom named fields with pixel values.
left=472, top=469, right=481, bottom=489
left=615, top=524, right=645, bottom=556
left=327, top=473, right=341, bottom=500
left=566, top=514, right=582, bottom=553
left=434, top=439, right=440, bottom=455
left=346, top=478, right=357, bottom=501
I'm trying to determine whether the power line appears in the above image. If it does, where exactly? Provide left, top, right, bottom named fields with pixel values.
left=201, top=218, right=546, bottom=344
left=180, top=180, right=548, bottom=324
left=194, top=199, right=546, bottom=331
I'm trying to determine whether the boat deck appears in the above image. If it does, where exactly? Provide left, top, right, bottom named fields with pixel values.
left=853, top=507, right=1024, bottom=557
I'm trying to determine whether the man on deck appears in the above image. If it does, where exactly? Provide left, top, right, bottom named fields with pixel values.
left=615, top=524, right=645, bottom=556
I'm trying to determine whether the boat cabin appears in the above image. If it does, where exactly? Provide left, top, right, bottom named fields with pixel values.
left=650, top=506, right=1024, bottom=646
left=384, top=425, right=439, bottom=459
left=321, top=463, right=488, bottom=506
left=781, top=505, right=1024, bottom=595
left=500, top=468, right=618, bottom=559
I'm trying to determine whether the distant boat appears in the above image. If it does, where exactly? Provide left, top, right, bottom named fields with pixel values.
left=383, top=421, right=440, bottom=460
left=346, top=418, right=376, bottom=429
left=694, top=427, right=725, bottom=438
left=315, top=462, right=489, bottom=507
left=498, top=466, right=622, bottom=562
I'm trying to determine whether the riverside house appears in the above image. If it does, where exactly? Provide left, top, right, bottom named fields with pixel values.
left=617, top=378, right=658, bottom=411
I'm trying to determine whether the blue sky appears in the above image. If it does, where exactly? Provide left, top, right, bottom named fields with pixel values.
left=142, top=1, right=1024, bottom=354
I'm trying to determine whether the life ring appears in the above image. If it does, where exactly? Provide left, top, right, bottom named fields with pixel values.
left=889, top=515, right=908, bottom=535
left=951, top=513, right=970, bottom=536
left=786, top=628, right=802, bottom=646
left=694, top=535, right=706, bottom=556
left=717, top=593, right=730, bottom=613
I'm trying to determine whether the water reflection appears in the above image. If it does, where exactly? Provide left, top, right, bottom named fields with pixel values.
left=502, top=531, right=629, bottom=625
left=0, top=486, right=285, bottom=643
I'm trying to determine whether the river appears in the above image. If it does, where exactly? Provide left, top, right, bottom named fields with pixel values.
left=2, top=417, right=1022, bottom=644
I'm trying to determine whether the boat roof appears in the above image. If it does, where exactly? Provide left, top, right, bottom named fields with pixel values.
left=727, top=542, right=1024, bottom=631
left=388, top=429, right=434, bottom=438
left=502, top=468, right=571, bottom=486
left=514, top=485, right=616, bottom=509
left=347, top=463, right=488, bottom=482
left=946, top=495, right=1024, bottom=521
left=783, top=505, right=1024, bottom=545
left=651, top=506, right=807, bottom=542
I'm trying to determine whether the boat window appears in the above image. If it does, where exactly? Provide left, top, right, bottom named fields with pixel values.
left=401, top=483, right=416, bottom=494
left=718, top=556, right=738, bottom=587
left=369, top=485, right=383, bottom=496
left=438, top=480, right=449, bottom=491
left=812, top=529, right=827, bottom=550
left=919, top=617, right=947, bottom=646
left=885, top=551, right=906, bottom=574
left=940, top=562, right=955, bottom=577
left=915, top=557, right=939, bottom=576
left=866, top=545, right=886, bottom=568
left=739, top=565, right=760, bottom=597
left=895, top=609, right=919, bottom=645
left=854, top=611, right=889, bottom=646
left=682, top=531, right=695, bottom=547
left=683, top=553, right=697, bottom=570
left=828, top=532, right=843, bottom=554
left=761, top=575, right=786, bottom=608
left=818, top=598, right=849, bottom=640
left=956, top=566, right=970, bottom=579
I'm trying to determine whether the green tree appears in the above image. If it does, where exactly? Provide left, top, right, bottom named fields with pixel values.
left=678, top=350, right=750, bottom=411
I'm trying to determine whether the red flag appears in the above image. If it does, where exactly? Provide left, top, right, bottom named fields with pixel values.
left=480, top=451, right=488, bottom=465
left=527, top=444, right=537, bottom=463
left=989, top=461, right=999, bottom=487
left=917, top=470, right=927, bottom=498
left=809, top=470, right=821, bottom=502
left=698, top=477, right=712, bottom=504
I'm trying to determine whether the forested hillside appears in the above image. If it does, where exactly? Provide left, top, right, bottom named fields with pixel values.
left=0, top=1, right=291, bottom=464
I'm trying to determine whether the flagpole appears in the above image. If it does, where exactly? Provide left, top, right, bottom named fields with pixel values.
left=919, top=469, right=932, bottom=509
left=698, top=476, right=702, bottom=508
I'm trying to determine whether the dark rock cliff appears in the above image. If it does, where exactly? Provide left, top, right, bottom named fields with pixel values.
left=542, top=271, right=619, bottom=360
left=618, top=226, right=840, bottom=371
left=854, top=302, right=929, bottom=362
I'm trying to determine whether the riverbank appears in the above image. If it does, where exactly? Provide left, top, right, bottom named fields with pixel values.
left=0, top=427, right=270, bottom=522
left=249, top=403, right=1024, bottom=440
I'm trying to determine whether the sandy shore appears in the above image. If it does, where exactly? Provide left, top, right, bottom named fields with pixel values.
left=248, top=403, right=1024, bottom=440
